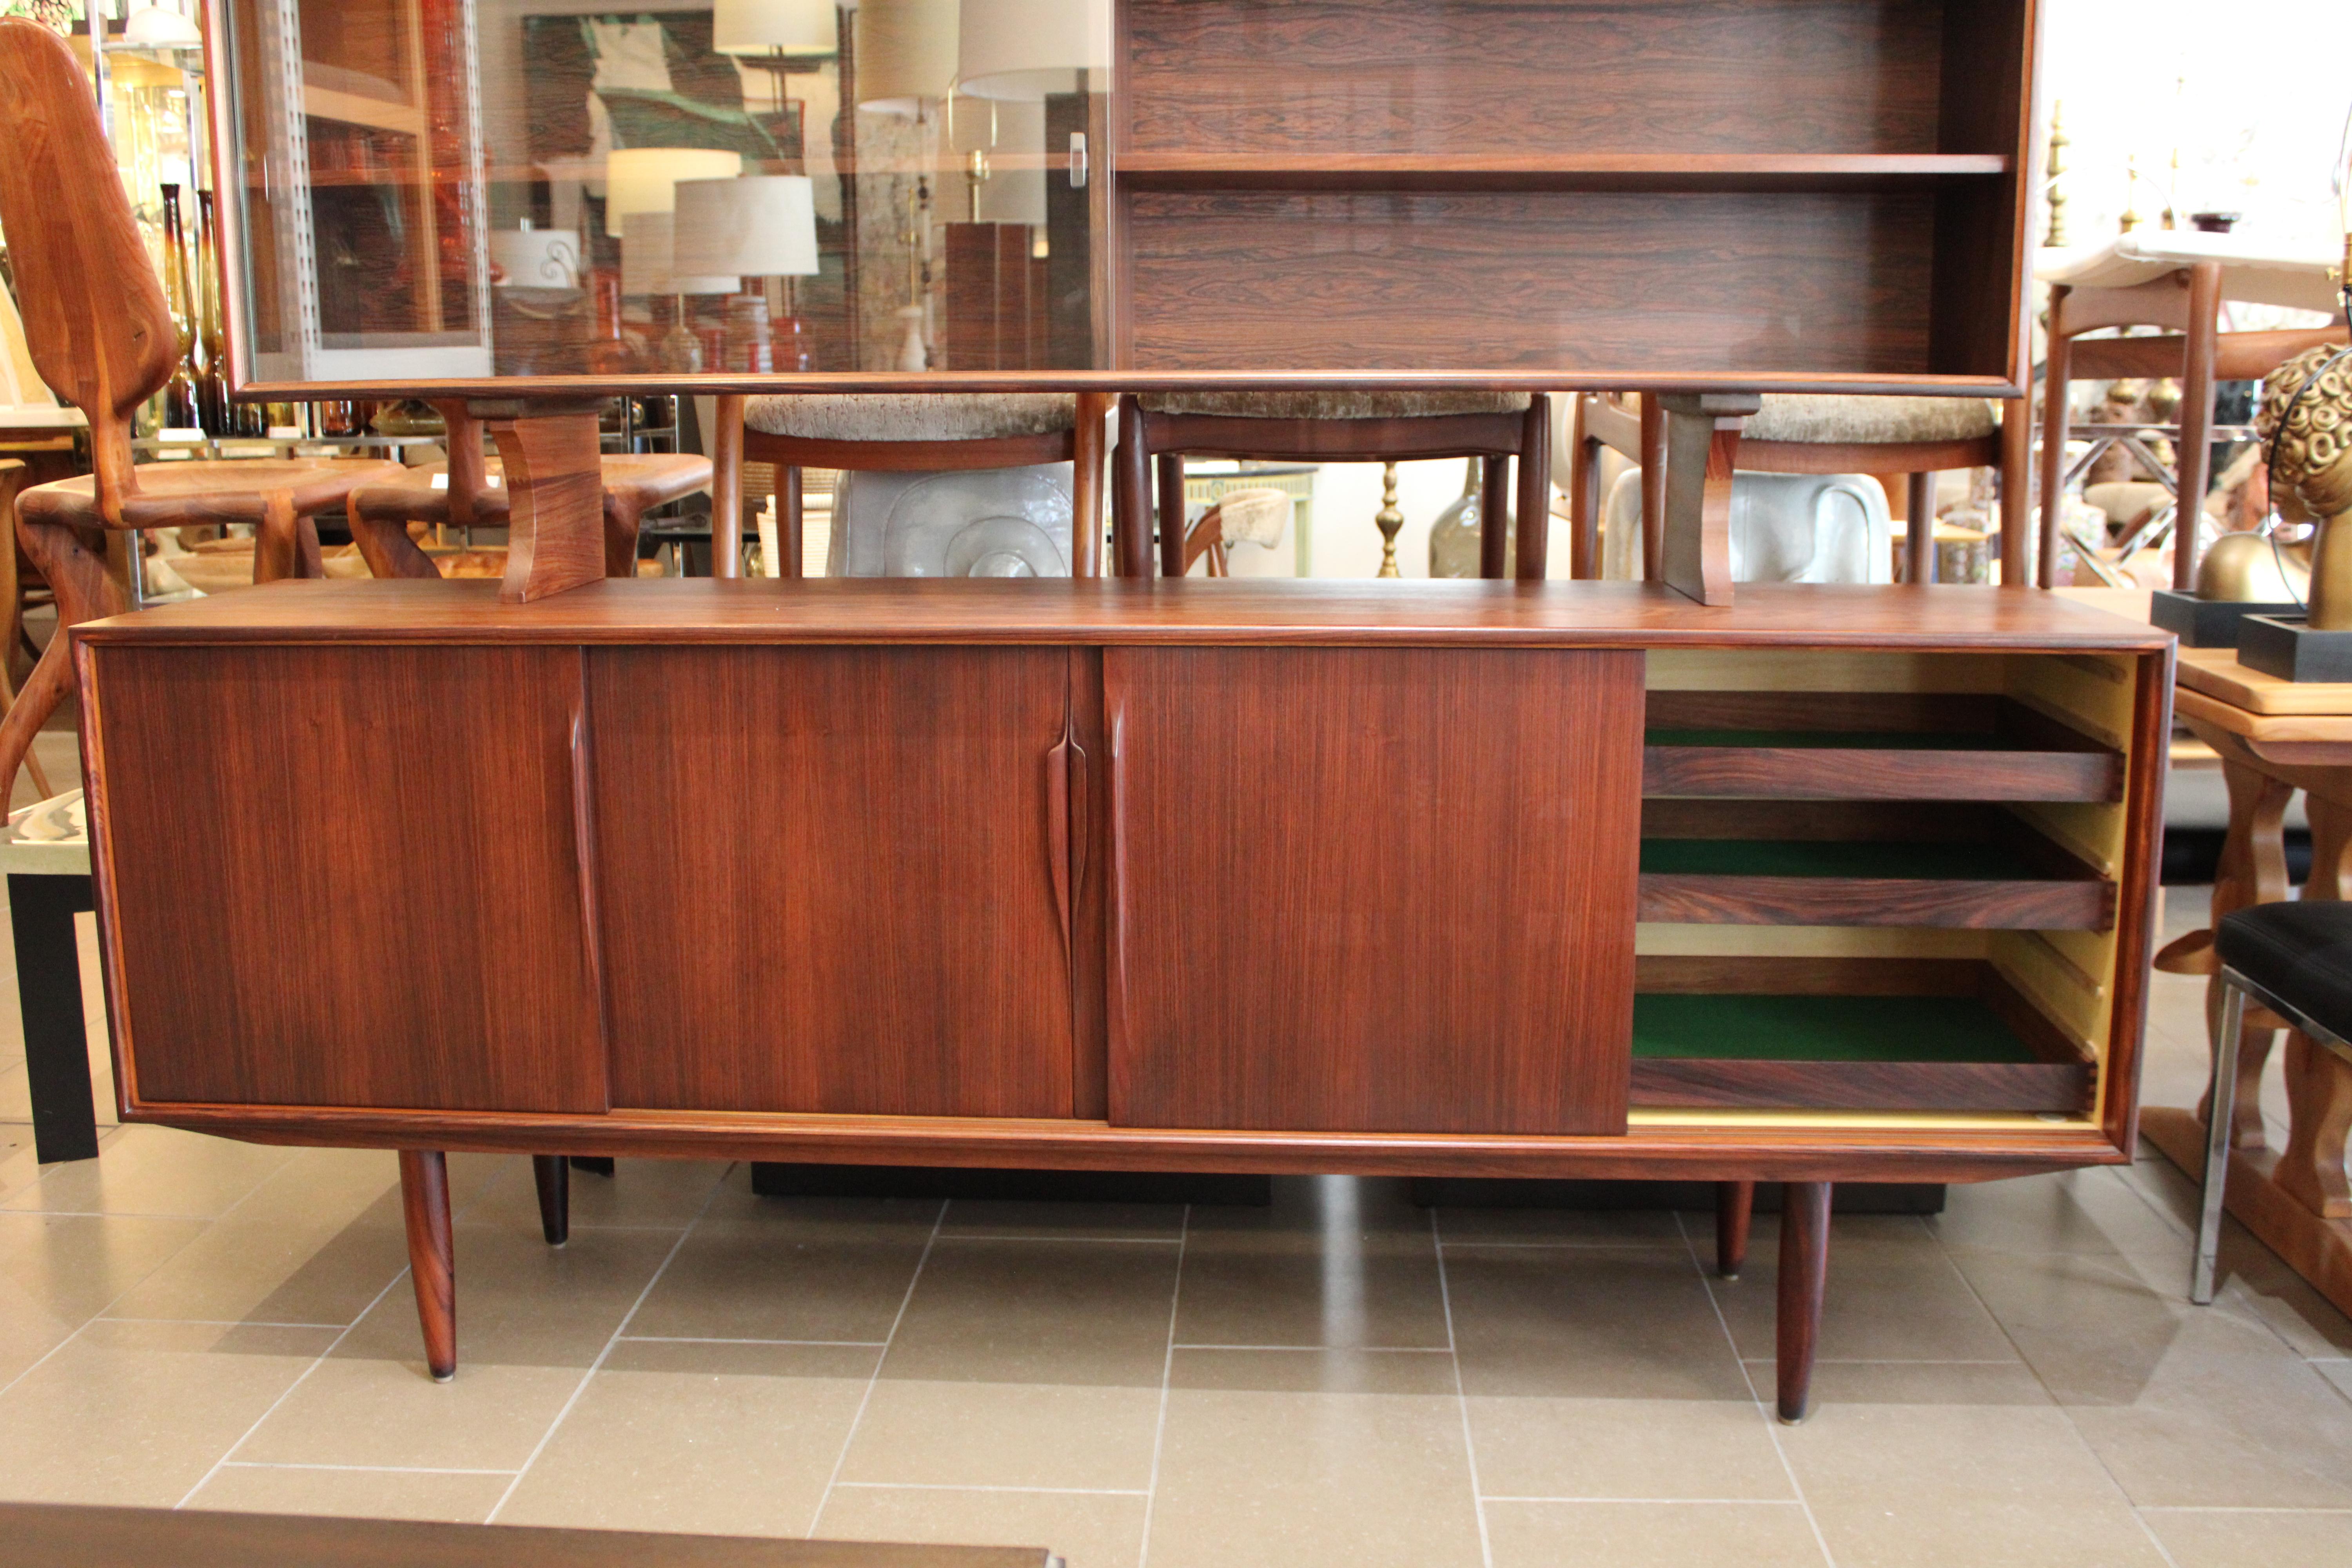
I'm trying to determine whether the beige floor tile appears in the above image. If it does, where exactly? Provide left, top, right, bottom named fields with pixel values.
left=1145, top=1355, right=1483, bottom=1568
left=2319, top=1359, right=2352, bottom=1398
left=497, top=1339, right=875, bottom=1535
left=1443, top=1245, right=1750, bottom=1400
left=878, top=1238, right=1178, bottom=1386
left=1466, top=1396, right=1792, bottom=1501
left=466, top=1158, right=730, bottom=1233
left=2058, top=1305, right=2352, bottom=1508
left=102, top=1150, right=415, bottom=1327
left=2144, top=1507, right=2352, bottom=1566
left=0, top=1124, right=296, bottom=1218
left=1171, top=1346, right=1458, bottom=1396
left=2109, top=1153, right=2352, bottom=1359
left=818, top=1485, right=1144, bottom=1568
left=1176, top=1229, right=1448, bottom=1350
left=840, top=1379, right=1164, bottom=1491
left=0, top=1319, right=337, bottom=1506
left=235, top=1356, right=586, bottom=1471
left=1485, top=1500, right=1826, bottom=1568
left=331, top=1221, right=684, bottom=1372
left=0, top=1063, right=27, bottom=1123
left=1432, top=1205, right=1688, bottom=1246
left=1756, top=1359, right=2053, bottom=1408
left=1941, top=1247, right=2185, bottom=1405
left=940, top=1200, right=1186, bottom=1241
left=0, top=1210, right=208, bottom=1322
left=1715, top=1216, right=2017, bottom=1366
left=695, top=1168, right=942, bottom=1228
left=1189, top=1176, right=1432, bottom=1243
left=186, top=1464, right=512, bottom=1523
left=1929, top=1169, right=2150, bottom=1256
left=0, top=1286, right=77, bottom=1389
left=629, top=1205, right=939, bottom=1345
left=1780, top=1403, right=2169, bottom=1568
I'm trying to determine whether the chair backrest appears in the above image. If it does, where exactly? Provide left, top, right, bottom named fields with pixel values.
left=0, top=19, right=176, bottom=508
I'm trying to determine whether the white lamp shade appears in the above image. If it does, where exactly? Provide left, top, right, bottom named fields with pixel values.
left=488, top=227, right=583, bottom=289
left=674, top=175, right=821, bottom=278
left=956, top=0, right=1106, bottom=101
left=123, top=4, right=204, bottom=46
left=976, top=100, right=1047, bottom=224
left=621, top=212, right=742, bottom=297
left=713, top=0, right=839, bottom=56
left=856, top=0, right=957, bottom=113
left=603, top=147, right=743, bottom=237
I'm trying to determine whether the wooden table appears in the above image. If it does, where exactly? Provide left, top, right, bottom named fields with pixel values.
left=0, top=1501, right=1050, bottom=1568
left=1, top=794, right=97, bottom=1163
left=2142, top=646, right=2352, bottom=1316
left=74, top=577, right=2170, bottom=1421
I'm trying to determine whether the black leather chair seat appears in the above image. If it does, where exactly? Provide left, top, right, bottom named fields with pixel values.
left=2216, top=900, right=2352, bottom=1044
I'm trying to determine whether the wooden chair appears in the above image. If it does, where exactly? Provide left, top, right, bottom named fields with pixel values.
left=1568, top=392, right=2032, bottom=585
left=721, top=392, right=1113, bottom=578
left=1114, top=392, right=1552, bottom=579
left=0, top=460, right=51, bottom=801
left=347, top=402, right=710, bottom=582
left=0, top=19, right=401, bottom=792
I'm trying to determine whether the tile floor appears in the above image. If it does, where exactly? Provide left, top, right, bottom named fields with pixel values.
left=3, top=857, right=2350, bottom=1563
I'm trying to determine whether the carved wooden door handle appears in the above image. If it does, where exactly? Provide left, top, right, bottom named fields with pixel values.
left=1047, top=735, right=1073, bottom=953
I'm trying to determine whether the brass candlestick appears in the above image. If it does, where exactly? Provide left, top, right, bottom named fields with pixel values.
left=2043, top=100, right=2068, bottom=248
left=1375, top=461, right=1404, bottom=577
left=2258, top=345, right=2352, bottom=628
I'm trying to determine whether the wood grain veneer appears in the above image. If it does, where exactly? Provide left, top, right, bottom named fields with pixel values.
left=587, top=646, right=1080, bottom=1118
left=87, top=644, right=605, bottom=1112
left=1120, top=190, right=1938, bottom=374
left=69, top=579, right=2176, bottom=652
left=1105, top=646, right=1642, bottom=1135
left=1119, top=0, right=1951, bottom=159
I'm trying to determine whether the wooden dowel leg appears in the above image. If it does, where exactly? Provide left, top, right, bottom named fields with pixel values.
left=1716, top=1180, right=1754, bottom=1278
left=1113, top=399, right=1152, bottom=578
left=1776, top=1180, right=1831, bottom=1423
left=532, top=1154, right=571, bottom=1247
left=1905, top=472, right=1936, bottom=584
left=399, top=1150, right=456, bottom=1382
left=1156, top=452, right=1187, bottom=579
left=1479, top=456, right=1511, bottom=579
left=2038, top=299, right=2073, bottom=589
left=780, top=466, right=805, bottom=580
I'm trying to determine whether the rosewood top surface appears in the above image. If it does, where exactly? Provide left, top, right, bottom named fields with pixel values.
left=78, top=580, right=2174, bottom=653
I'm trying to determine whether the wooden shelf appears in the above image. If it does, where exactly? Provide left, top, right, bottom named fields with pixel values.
left=1114, top=152, right=2011, bottom=193
left=1643, top=691, right=2122, bottom=802
left=1629, top=957, right=2094, bottom=1114
left=1637, top=835, right=2114, bottom=929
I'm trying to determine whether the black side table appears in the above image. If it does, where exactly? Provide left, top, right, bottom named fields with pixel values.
left=5, top=808, right=98, bottom=1162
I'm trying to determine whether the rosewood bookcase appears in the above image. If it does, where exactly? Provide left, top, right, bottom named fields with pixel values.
left=58, top=0, right=2116, bottom=1421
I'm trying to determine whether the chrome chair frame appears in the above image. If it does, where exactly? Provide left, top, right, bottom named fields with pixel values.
left=2195, top=962, right=2352, bottom=1303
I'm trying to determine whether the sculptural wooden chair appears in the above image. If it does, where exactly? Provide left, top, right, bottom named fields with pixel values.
left=720, top=392, right=1112, bottom=577
left=347, top=402, right=710, bottom=582
left=0, top=460, right=51, bottom=802
left=1114, top=392, right=1552, bottom=579
left=1568, top=392, right=2032, bottom=585
left=0, top=18, right=401, bottom=794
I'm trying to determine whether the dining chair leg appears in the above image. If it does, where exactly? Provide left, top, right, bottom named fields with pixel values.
left=1479, top=456, right=1511, bottom=579
left=1515, top=395, right=1551, bottom=581
left=2192, top=980, right=2248, bottom=1304
left=348, top=507, right=442, bottom=579
left=1905, top=472, right=1937, bottom=584
left=1113, top=398, right=1152, bottom=578
left=779, top=465, right=805, bottom=580
left=1156, top=453, right=1187, bottom=579
left=1569, top=398, right=1603, bottom=580
left=0, top=519, right=120, bottom=799
left=2038, top=303, right=2073, bottom=588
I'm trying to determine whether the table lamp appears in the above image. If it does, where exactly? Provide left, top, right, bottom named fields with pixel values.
left=621, top=211, right=741, bottom=372
left=715, top=0, right=840, bottom=113
left=956, top=0, right=1107, bottom=101
left=603, top=147, right=743, bottom=238
left=856, top=0, right=957, bottom=116
left=675, top=174, right=822, bottom=372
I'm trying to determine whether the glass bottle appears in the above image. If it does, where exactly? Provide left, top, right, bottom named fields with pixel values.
left=195, top=192, right=229, bottom=436
left=1428, top=459, right=1483, bottom=577
left=158, top=184, right=201, bottom=431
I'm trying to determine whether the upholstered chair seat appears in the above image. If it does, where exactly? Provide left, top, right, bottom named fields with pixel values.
left=744, top=394, right=1077, bottom=443
left=1744, top=395, right=2000, bottom=446
left=1136, top=390, right=1532, bottom=421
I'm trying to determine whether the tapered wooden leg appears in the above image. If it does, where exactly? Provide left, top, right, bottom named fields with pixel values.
left=1776, top=1180, right=1831, bottom=1423
left=252, top=490, right=300, bottom=582
left=1479, top=456, right=1511, bottom=579
left=1156, top=452, right=1187, bottom=579
left=0, top=518, right=120, bottom=800
left=1569, top=399, right=1602, bottom=580
left=601, top=497, right=644, bottom=580
left=1113, top=398, right=1152, bottom=578
left=399, top=1150, right=456, bottom=1382
left=2174, top=261, right=2223, bottom=592
left=1716, top=1180, right=1753, bottom=1278
left=1905, top=472, right=1936, bottom=584
left=532, top=1154, right=571, bottom=1246
left=2038, top=298, right=2072, bottom=588
left=348, top=503, right=443, bottom=580
left=780, top=466, right=805, bottom=580
left=1073, top=390, right=1111, bottom=579
left=1998, top=397, right=2033, bottom=588
left=1516, top=396, right=1551, bottom=582
left=709, top=394, right=746, bottom=581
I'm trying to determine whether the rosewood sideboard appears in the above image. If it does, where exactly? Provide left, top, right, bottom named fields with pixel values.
left=74, top=578, right=2169, bottom=1419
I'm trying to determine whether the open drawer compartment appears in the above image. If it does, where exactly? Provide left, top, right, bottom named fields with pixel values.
left=1637, top=800, right=2115, bottom=929
left=1644, top=691, right=2122, bottom=802
left=1631, top=956, right=2094, bottom=1114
